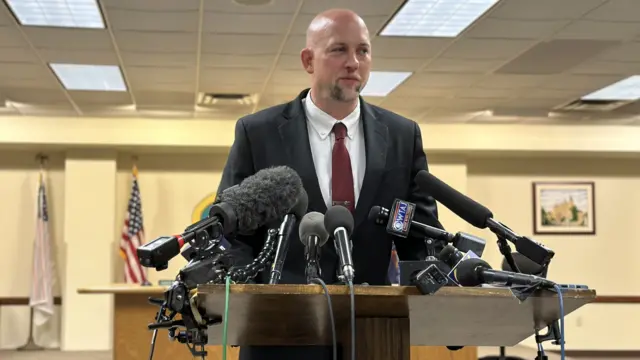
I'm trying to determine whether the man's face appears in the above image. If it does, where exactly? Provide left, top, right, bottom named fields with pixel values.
left=306, top=19, right=371, bottom=103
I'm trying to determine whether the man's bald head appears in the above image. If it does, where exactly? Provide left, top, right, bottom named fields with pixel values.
left=300, top=9, right=372, bottom=113
left=305, top=9, right=369, bottom=49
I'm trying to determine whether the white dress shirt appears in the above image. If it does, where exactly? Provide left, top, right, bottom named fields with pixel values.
left=302, top=91, right=367, bottom=209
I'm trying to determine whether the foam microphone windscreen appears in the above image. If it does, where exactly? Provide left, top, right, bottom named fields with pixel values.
left=216, top=166, right=303, bottom=234
left=298, top=212, right=329, bottom=247
left=414, top=170, right=493, bottom=229
left=453, top=258, right=492, bottom=287
left=290, top=188, right=309, bottom=219
left=324, top=205, right=355, bottom=236
left=502, top=252, right=544, bottom=276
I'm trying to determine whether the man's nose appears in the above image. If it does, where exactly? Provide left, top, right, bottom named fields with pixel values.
left=345, top=51, right=360, bottom=70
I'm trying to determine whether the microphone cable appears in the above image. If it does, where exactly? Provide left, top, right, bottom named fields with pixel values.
left=222, top=275, right=231, bottom=360
left=553, top=284, right=566, bottom=360
left=309, top=277, right=337, bottom=360
left=347, top=280, right=355, bottom=360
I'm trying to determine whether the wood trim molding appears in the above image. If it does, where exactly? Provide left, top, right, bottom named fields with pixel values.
left=594, top=295, right=640, bottom=304
left=0, top=297, right=62, bottom=306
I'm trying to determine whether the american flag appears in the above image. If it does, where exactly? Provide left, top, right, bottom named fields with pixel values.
left=387, top=242, right=400, bottom=285
left=119, top=165, right=149, bottom=284
left=29, top=170, right=56, bottom=326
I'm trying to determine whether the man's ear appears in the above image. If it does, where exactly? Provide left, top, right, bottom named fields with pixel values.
left=300, top=48, right=314, bottom=74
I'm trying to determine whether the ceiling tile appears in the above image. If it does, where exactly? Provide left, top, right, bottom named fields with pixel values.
left=0, top=63, right=50, bottom=79
left=205, top=0, right=302, bottom=14
left=0, top=47, right=39, bottom=63
left=121, top=52, right=196, bottom=67
left=39, top=49, right=119, bottom=64
left=3, top=88, right=71, bottom=105
left=595, top=42, right=640, bottom=61
left=0, top=26, right=26, bottom=47
left=22, top=28, right=113, bottom=51
left=371, top=57, right=425, bottom=72
left=202, top=34, right=283, bottom=55
left=422, top=58, right=504, bottom=74
left=464, top=19, right=570, bottom=39
left=133, top=90, right=195, bottom=106
left=202, top=13, right=293, bottom=34
left=552, top=20, right=640, bottom=41
left=300, top=0, right=402, bottom=16
left=372, top=38, right=452, bottom=59
left=582, top=0, right=640, bottom=22
left=569, top=60, right=640, bottom=76
left=439, top=39, right=536, bottom=60
left=202, top=54, right=274, bottom=69
left=107, top=9, right=199, bottom=32
left=115, top=31, right=197, bottom=52
left=489, top=0, right=606, bottom=20
left=105, top=0, right=200, bottom=11
left=69, top=91, right=133, bottom=105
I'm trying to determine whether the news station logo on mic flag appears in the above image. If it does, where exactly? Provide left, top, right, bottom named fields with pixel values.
left=119, top=165, right=150, bottom=285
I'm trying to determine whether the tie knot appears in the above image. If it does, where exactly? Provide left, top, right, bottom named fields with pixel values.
left=332, top=122, right=347, bottom=140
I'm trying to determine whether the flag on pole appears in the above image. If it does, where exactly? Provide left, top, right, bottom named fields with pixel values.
left=387, top=242, right=400, bottom=285
left=29, top=169, right=56, bottom=326
left=119, top=165, right=149, bottom=285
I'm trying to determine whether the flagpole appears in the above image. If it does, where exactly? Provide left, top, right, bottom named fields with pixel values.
left=18, top=155, right=48, bottom=351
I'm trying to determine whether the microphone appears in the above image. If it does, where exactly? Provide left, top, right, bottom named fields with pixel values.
left=453, top=258, right=556, bottom=288
left=414, top=170, right=554, bottom=267
left=436, top=244, right=481, bottom=284
left=269, top=189, right=309, bottom=284
left=324, top=205, right=355, bottom=283
left=368, top=199, right=486, bottom=256
left=502, top=252, right=546, bottom=276
left=137, top=166, right=304, bottom=270
left=298, top=212, right=330, bottom=283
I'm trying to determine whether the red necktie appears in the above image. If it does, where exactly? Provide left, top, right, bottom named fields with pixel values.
left=331, top=122, right=355, bottom=212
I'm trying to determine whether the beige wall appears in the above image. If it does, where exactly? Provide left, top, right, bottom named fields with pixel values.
left=1, top=121, right=639, bottom=352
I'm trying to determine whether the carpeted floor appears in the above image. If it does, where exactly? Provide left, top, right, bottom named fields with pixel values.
left=0, top=346, right=637, bottom=360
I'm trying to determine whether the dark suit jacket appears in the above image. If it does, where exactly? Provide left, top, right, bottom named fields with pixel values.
left=216, top=88, right=444, bottom=360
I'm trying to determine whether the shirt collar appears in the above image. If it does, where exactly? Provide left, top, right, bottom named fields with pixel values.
left=303, top=90, right=361, bottom=140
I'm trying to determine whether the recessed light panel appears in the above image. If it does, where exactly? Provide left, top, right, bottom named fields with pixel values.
left=380, top=0, right=498, bottom=37
left=581, top=75, right=640, bottom=101
left=361, top=71, right=412, bottom=97
left=50, top=64, right=127, bottom=91
left=6, top=0, right=105, bottom=29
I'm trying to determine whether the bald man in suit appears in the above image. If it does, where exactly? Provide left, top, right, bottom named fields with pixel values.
left=217, top=8, right=444, bottom=360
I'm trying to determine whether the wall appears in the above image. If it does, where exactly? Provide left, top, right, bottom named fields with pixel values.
left=466, top=157, right=640, bottom=350
left=1, top=119, right=639, bottom=351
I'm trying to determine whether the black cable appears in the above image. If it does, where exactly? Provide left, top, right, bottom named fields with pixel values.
left=310, top=277, right=337, bottom=360
left=348, top=280, right=355, bottom=360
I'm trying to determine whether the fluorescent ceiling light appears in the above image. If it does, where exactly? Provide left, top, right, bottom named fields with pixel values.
left=5, top=0, right=105, bottom=29
left=361, top=71, right=412, bottom=97
left=581, top=75, right=640, bottom=101
left=50, top=64, right=127, bottom=91
left=380, top=0, right=498, bottom=37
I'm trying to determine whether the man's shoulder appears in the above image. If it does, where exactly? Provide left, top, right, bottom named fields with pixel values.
left=236, top=103, right=288, bottom=130
left=366, top=102, right=418, bottom=131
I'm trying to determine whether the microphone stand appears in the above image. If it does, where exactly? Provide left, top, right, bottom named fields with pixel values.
left=496, top=236, right=521, bottom=274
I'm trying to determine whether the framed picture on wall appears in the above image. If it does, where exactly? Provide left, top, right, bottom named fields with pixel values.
left=533, top=181, right=595, bottom=235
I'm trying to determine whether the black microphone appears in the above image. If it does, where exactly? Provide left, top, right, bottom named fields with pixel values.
left=368, top=199, right=486, bottom=256
left=436, top=244, right=481, bottom=284
left=414, top=170, right=554, bottom=267
left=453, top=258, right=556, bottom=288
left=298, top=211, right=330, bottom=283
left=269, top=189, right=309, bottom=284
left=324, top=205, right=355, bottom=283
left=137, top=166, right=304, bottom=270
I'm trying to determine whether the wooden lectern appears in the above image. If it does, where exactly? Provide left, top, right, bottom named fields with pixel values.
left=197, top=284, right=596, bottom=360
left=78, top=283, right=595, bottom=360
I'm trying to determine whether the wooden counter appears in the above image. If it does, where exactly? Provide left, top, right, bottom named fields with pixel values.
left=78, top=283, right=497, bottom=360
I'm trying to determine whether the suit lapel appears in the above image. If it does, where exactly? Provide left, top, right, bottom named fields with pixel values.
left=278, top=90, right=328, bottom=214
left=354, top=100, right=388, bottom=229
